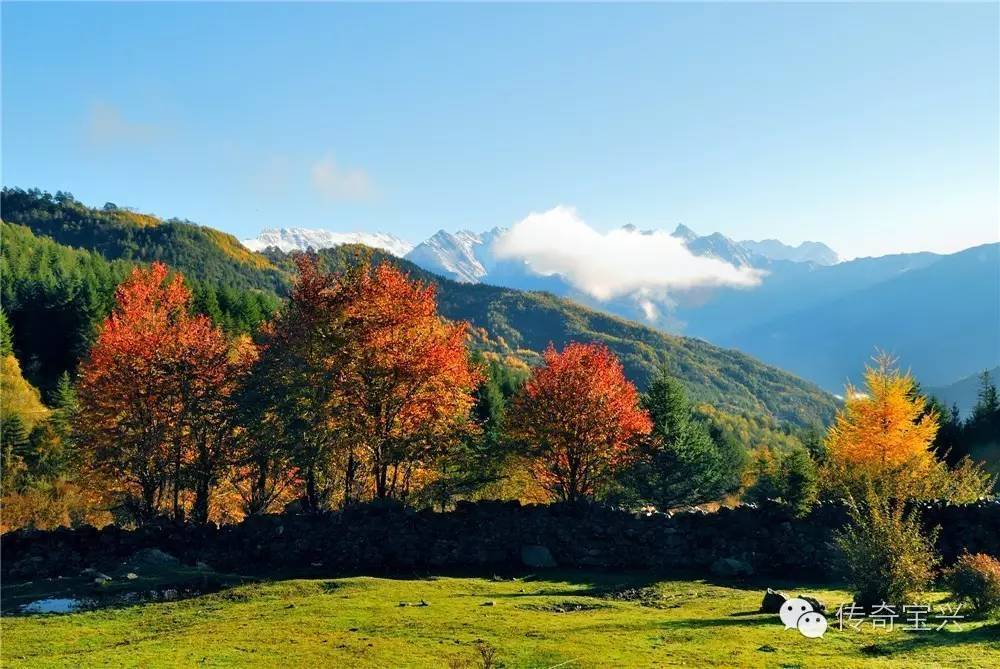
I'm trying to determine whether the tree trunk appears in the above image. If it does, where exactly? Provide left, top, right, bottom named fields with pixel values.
left=192, top=476, right=211, bottom=524
left=172, top=444, right=182, bottom=521
left=305, top=464, right=320, bottom=513
left=344, top=451, right=357, bottom=506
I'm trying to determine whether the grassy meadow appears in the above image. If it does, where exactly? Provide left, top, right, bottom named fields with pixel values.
left=3, top=569, right=999, bottom=668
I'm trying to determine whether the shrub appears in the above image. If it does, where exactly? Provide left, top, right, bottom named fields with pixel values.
left=834, top=488, right=940, bottom=607
left=947, top=553, right=1000, bottom=617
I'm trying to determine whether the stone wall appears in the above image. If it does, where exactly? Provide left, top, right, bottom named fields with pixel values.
left=4, top=500, right=999, bottom=582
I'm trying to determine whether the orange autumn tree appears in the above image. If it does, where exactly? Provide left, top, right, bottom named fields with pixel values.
left=77, top=263, right=253, bottom=523
left=822, top=354, right=939, bottom=499
left=822, top=354, right=995, bottom=501
left=178, top=327, right=257, bottom=523
left=333, top=260, right=482, bottom=500
left=244, top=254, right=348, bottom=513
left=508, top=343, right=652, bottom=502
left=252, top=254, right=481, bottom=507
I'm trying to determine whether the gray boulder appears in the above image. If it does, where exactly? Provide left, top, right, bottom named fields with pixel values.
left=760, top=588, right=787, bottom=613
left=799, top=595, right=827, bottom=614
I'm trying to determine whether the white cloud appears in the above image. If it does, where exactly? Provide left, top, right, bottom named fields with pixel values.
left=86, top=102, right=162, bottom=147
left=493, top=206, right=762, bottom=301
left=310, top=155, right=374, bottom=201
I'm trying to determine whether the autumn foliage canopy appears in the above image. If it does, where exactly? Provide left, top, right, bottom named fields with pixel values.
left=76, top=263, right=254, bottom=522
left=246, top=254, right=481, bottom=510
left=822, top=354, right=994, bottom=501
left=508, top=342, right=651, bottom=502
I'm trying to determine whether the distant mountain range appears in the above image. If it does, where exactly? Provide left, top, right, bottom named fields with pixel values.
left=240, top=223, right=840, bottom=279
left=740, top=238, right=839, bottom=265
left=242, top=228, right=413, bottom=257
left=1, top=188, right=837, bottom=431
left=720, top=243, right=999, bottom=391
left=242, top=222, right=998, bottom=395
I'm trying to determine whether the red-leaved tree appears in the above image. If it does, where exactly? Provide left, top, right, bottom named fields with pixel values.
left=77, top=263, right=252, bottom=523
left=508, top=343, right=651, bottom=502
left=248, top=254, right=481, bottom=508
left=336, top=262, right=481, bottom=499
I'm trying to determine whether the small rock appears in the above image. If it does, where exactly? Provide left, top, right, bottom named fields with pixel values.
left=481, top=601, right=495, bottom=607
left=195, top=561, right=211, bottom=570
left=81, top=568, right=96, bottom=576
left=799, top=595, right=826, bottom=614
left=162, top=589, right=178, bottom=601
left=760, top=588, right=787, bottom=613
left=126, top=572, right=139, bottom=580
left=127, top=548, right=179, bottom=568
left=94, top=573, right=112, bottom=585
left=758, top=645, right=777, bottom=653
left=310, top=562, right=323, bottom=568
left=399, top=602, right=408, bottom=607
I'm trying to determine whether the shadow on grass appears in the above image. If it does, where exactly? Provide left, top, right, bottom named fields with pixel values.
left=656, top=616, right=776, bottom=630
left=864, top=621, right=1000, bottom=655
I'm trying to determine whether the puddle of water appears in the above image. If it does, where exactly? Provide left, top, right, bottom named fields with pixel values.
left=16, top=585, right=217, bottom=616
left=19, top=598, right=88, bottom=614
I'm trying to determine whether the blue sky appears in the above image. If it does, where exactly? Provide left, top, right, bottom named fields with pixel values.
left=3, top=2, right=997, bottom=259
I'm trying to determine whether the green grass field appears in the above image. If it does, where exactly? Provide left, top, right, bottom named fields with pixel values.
left=3, top=569, right=999, bottom=668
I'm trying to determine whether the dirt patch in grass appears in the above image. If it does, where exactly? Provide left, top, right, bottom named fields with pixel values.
left=517, top=600, right=610, bottom=613
left=599, top=586, right=666, bottom=608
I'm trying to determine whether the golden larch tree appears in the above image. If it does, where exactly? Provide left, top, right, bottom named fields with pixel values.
left=823, top=353, right=938, bottom=498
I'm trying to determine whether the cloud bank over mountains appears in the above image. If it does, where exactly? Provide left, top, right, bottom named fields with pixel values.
left=492, top=206, right=764, bottom=301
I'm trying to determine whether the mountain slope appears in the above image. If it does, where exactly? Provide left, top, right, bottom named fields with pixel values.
left=1, top=188, right=289, bottom=294
left=723, top=243, right=1000, bottom=392
left=267, top=245, right=838, bottom=428
left=676, top=251, right=942, bottom=342
left=1, top=221, right=280, bottom=394
left=928, top=366, right=1000, bottom=418
left=4, top=188, right=837, bottom=428
left=404, top=228, right=505, bottom=283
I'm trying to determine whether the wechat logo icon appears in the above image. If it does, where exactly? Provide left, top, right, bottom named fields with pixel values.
left=779, top=597, right=828, bottom=638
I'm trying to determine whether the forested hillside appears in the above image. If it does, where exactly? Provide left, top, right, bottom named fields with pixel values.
left=2, top=188, right=836, bottom=427
left=1, top=188, right=288, bottom=294
left=267, top=246, right=838, bottom=428
left=1, top=222, right=280, bottom=395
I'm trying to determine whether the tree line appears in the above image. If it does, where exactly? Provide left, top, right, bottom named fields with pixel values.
left=2, top=254, right=997, bottom=529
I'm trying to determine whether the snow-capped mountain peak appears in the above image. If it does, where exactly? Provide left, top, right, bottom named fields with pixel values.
left=403, top=228, right=505, bottom=283
left=671, top=223, right=700, bottom=243
left=241, top=228, right=413, bottom=257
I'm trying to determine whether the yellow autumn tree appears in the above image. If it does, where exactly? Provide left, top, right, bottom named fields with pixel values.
left=823, top=354, right=938, bottom=499
left=822, top=354, right=994, bottom=501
